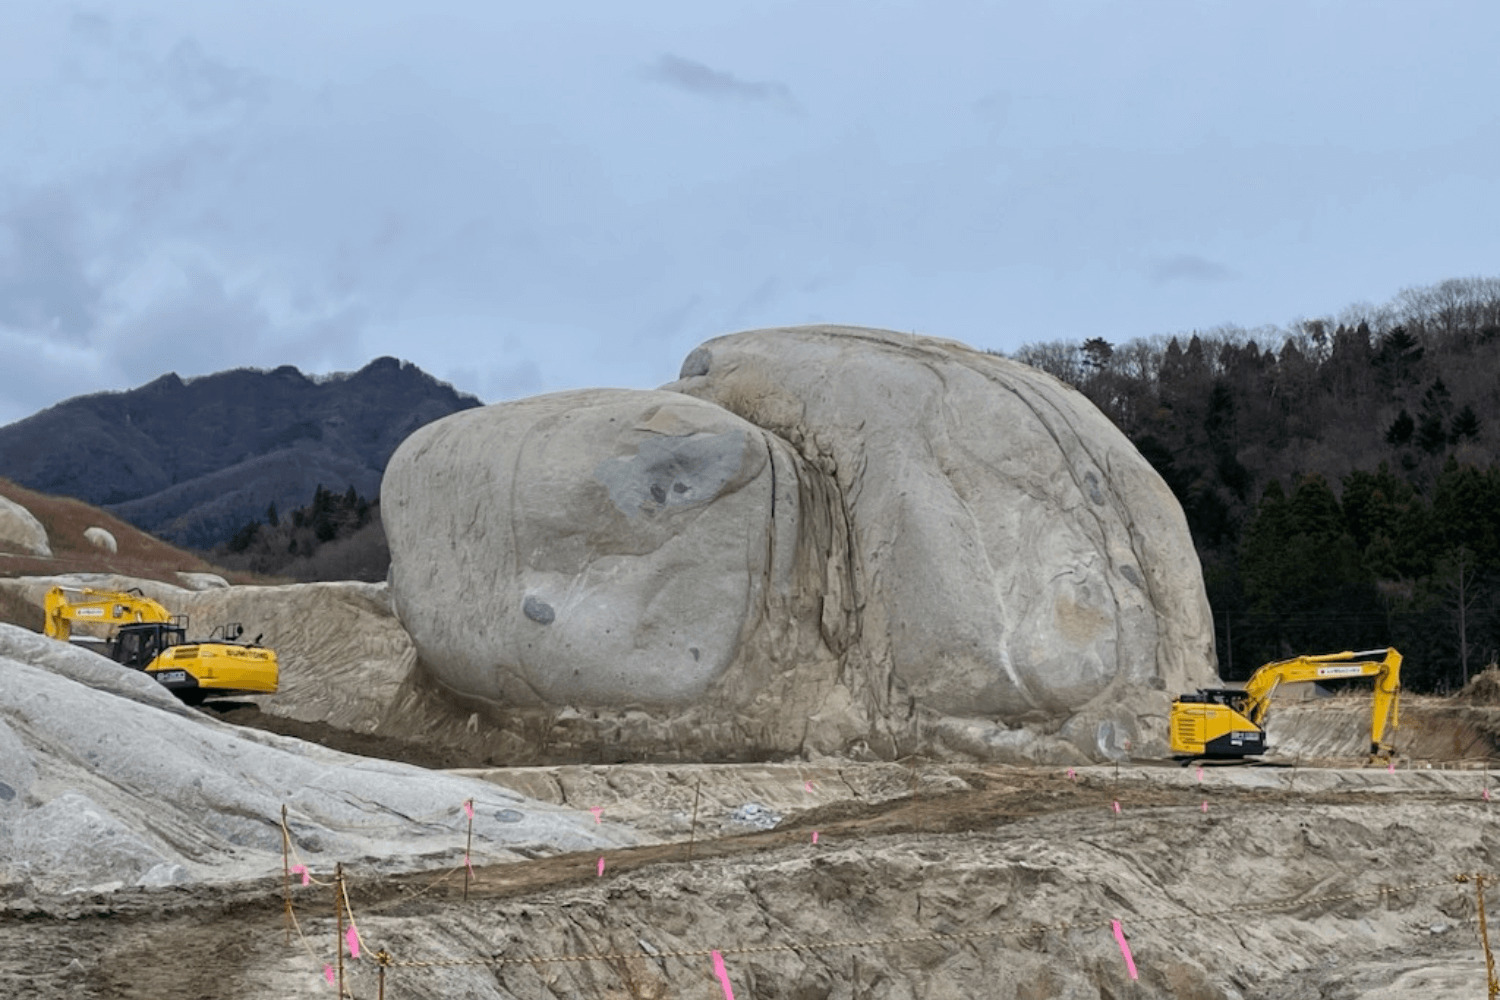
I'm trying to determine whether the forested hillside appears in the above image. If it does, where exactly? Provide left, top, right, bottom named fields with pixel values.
left=1012, top=276, right=1500, bottom=691
left=0, top=357, right=479, bottom=548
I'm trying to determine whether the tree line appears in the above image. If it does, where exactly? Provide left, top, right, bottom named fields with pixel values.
left=1011, top=276, right=1500, bottom=690
left=216, top=484, right=388, bottom=583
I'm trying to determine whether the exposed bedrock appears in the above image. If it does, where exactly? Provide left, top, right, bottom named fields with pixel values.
left=384, top=328, right=1217, bottom=761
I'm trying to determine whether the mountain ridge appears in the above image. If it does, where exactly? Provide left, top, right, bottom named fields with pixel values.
left=0, top=357, right=481, bottom=548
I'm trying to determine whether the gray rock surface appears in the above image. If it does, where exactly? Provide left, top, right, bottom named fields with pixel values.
left=0, top=495, right=50, bottom=557
left=0, top=624, right=633, bottom=896
left=83, top=526, right=117, bottom=554
left=175, top=572, right=230, bottom=591
left=671, top=327, right=1213, bottom=734
left=384, top=389, right=849, bottom=755
left=383, top=327, right=1216, bottom=761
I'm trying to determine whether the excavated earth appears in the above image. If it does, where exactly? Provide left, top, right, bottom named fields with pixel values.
left=6, top=717, right=1500, bottom=1000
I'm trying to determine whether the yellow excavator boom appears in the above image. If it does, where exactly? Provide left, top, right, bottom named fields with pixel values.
left=44, top=586, right=173, bottom=641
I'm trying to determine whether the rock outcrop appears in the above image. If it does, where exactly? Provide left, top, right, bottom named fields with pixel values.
left=0, top=495, right=50, bottom=557
left=0, top=624, right=631, bottom=896
left=384, top=327, right=1216, bottom=762
left=83, top=526, right=117, bottom=554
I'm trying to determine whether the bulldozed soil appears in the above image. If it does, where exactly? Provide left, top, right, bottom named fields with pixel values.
left=7, top=644, right=1500, bottom=1000
left=5, top=751, right=1500, bottom=1000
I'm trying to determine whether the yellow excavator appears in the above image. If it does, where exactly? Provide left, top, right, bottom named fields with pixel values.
left=1170, top=647, right=1401, bottom=761
left=43, top=586, right=278, bottom=703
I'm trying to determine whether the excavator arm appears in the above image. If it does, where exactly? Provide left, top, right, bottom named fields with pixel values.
left=43, top=586, right=173, bottom=641
left=1242, top=648, right=1402, bottom=751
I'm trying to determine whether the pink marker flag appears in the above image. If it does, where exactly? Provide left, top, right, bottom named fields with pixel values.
left=463, top=799, right=474, bottom=820
left=324, top=964, right=335, bottom=985
left=590, top=806, right=603, bottom=823
left=346, top=925, right=360, bottom=959
left=1196, top=766, right=1204, bottom=782
left=1112, top=800, right=1121, bottom=814
left=291, top=864, right=309, bottom=886
left=711, top=950, right=737, bottom=1000
left=1485, top=787, right=1491, bottom=802
left=1201, top=800, right=1208, bottom=813
left=597, top=856, right=606, bottom=877
left=1066, top=768, right=1076, bottom=781
left=1111, top=919, right=1139, bottom=980
left=465, top=854, right=475, bottom=879
left=812, top=830, right=819, bottom=844
left=805, top=780, right=815, bottom=793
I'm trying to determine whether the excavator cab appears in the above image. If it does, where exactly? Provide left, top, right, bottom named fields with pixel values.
left=108, top=622, right=187, bottom=670
left=1170, top=688, right=1267, bottom=757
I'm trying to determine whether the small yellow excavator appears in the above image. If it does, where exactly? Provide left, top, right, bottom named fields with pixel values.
left=1170, top=647, right=1401, bottom=762
left=43, top=586, right=278, bottom=703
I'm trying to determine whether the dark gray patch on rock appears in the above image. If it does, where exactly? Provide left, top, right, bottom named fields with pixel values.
left=1119, top=565, right=1141, bottom=587
left=493, top=809, right=525, bottom=823
left=594, top=431, right=749, bottom=518
left=1085, top=471, right=1105, bottom=505
left=522, top=597, right=555, bottom=625
left=679, top=347, right=712, bottom=378
left=0, top=781, right=13, bottom=801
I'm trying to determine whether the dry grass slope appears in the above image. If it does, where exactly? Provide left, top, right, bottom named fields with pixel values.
left=0, top=477, right=264, bottom=628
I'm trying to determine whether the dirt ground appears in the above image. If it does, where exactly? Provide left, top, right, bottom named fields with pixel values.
left=5, top=750, right=1500, bottom=1000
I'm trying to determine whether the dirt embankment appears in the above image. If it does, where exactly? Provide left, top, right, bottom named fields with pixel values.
left=4, top=761, right=1497, bottom=1000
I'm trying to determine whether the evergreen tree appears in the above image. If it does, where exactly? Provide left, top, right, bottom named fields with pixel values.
left=1386, top=409, right=1415, bottom=446
left=1451, top=404, right=1481, bottom=443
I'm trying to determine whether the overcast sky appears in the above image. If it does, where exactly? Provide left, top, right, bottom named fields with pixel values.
left=2, top=1, right=1499, bottom=426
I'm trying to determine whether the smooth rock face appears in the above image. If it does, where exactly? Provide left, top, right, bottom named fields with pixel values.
left=384, top=390, right=834, bottom=726
left=83, top=526, right=117, bottom=554
left=670, top=327, right=1216, bottom=752
left=0, top=496, right=49, bottom=557
left=384, top=328, right=1217, bottom=761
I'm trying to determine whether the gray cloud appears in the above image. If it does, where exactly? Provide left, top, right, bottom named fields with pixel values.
left=1150, top=254, right=1237, bottom=285
left=68, top=11, right=265, bottom=114
left=164, top=37, right=266, bottom=113
left=643, top=54, right=797, bottom=110
left=0, top=190, right=100, bottom=341
left=68, top=10, right=111, bottom=42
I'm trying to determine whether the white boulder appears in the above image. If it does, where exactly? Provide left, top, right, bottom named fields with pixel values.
left=83, top=526, right=117, bottom=554
left=0, top=495, right=50, bottom=557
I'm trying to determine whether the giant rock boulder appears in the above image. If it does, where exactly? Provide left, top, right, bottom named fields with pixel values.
left=384, top=327, right=1217, bottom=762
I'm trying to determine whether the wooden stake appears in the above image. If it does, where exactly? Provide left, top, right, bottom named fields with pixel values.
left=686, top=776, right=702, bottom=861
left=464, top=798, right=474, bottom=903
left=1473, top=873, right=1499, bottom=1000
left=281, top=804, right=291, bottom=946
left=336, top=862, right=346, bottom=999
